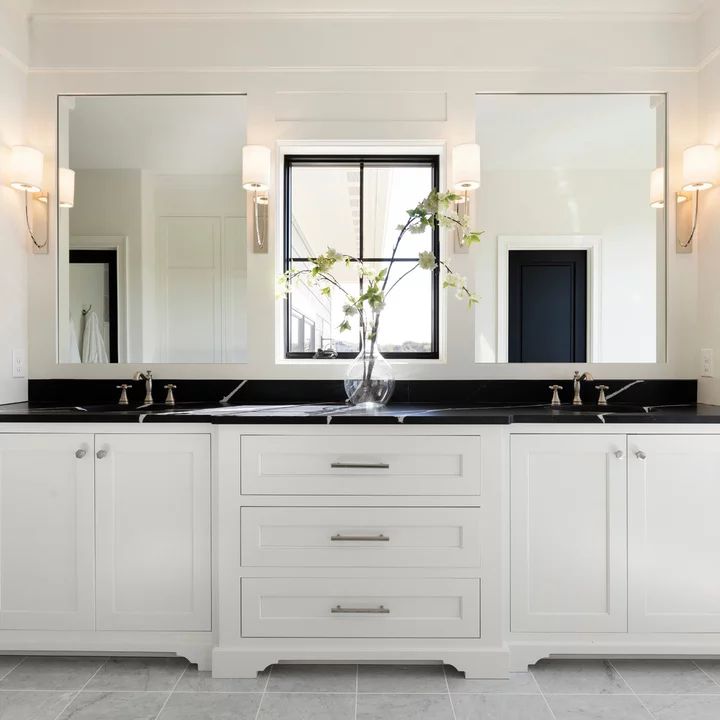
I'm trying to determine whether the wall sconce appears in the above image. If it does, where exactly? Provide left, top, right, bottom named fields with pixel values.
left=242, top=145, right=270, bottom=254
left=650, top=167, right=688, bottom=211
left=58, top=168, right=75, bottom=208
left=9, top=145, right=48, bottom=254
left=452, top=143, right=481, bottom=253
left=676, top=144, right=718, bottom=252
left=37, top=168, right=75, bottom=208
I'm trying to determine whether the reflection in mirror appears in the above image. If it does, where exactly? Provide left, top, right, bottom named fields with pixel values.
left=57, top=94, right=247, bottom=364
left=474, top=93, right=666, bottom=363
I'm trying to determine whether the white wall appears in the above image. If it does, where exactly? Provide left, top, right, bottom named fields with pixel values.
left=0, top=0, right=29, bottom=403
left=696, top=4, right=720, bottom=404
left=21, top=4, right=708, bottom=380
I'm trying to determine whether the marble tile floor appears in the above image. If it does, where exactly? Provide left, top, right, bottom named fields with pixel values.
left=0, top=656, right=719, bottom=719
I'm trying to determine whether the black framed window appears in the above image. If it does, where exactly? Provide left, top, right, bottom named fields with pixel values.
left=284, top=154, right=440, bottom=359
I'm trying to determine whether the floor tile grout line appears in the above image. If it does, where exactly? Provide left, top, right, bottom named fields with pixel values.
left=253, top=664, right=273, bottom=720
left=354, top=664, right=358, bottom=720
left=529, top=666, right=559, bottom=720
left=152, top=662, right=188, bottom=720
left=0, top=655, right=27, bottom=681
left=50, top=656, right=110, bottom=720
left=608, top=660, right=658, bottom=720
left=692, top=660, right=720, bottom=689
left=442, top=664, right=458, bottom=720
left=0, top=656, right=26, bottom=682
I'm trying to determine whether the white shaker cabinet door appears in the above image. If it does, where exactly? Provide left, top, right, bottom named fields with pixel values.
left=511, top=434, right=628, bottom=632
left=629, top=434, right=720, bottom=632
left=0, top=433, right=94, bottom=630
left=95, top=433, right=211, bottom=631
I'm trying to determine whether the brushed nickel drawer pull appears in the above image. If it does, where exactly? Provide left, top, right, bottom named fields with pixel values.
left=330, top=462, right=390, bottom=470
left=331, top=534, right=390, bottom=542
left=331, top=605, right=389, bottom=614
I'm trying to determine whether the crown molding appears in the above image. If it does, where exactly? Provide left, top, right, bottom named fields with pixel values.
left=0, top=43, right=29, bottom=74
left=29, top=8, right=702, bottom=23
left=698, top=44, right=720, bottom=71
left=24, top=63, right=698, bottom=76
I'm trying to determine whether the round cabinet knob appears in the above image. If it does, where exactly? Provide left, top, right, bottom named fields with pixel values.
left=75, top=448, right=87, bottom=459
left=615, top=450, right=624, bottom=459
left=96, top=449, right=108, bottom=459
left=635, top=450, right=647, bottom=460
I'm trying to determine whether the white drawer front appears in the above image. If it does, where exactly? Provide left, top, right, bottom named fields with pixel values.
left=241, top=578, right=480, bottom=638
left=241, top=436, right=482, bottom=495
left=241, top=507, right=482, bottom=567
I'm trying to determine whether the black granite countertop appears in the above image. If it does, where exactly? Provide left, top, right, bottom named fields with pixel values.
left=0, top=401, right=719, bottom=424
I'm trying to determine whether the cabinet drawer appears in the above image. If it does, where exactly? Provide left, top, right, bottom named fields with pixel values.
left=241, top=507, right=481, bottom=567
left=241, top=578, right=480, bottom=638
left=240, top=436, right=482, bottom=495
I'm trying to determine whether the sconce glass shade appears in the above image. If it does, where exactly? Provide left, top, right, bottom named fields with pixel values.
left=682, top=144, right=717, bottom=191
left=452, top=143, right=481, bottom=191
left=9, top=146, right=44, bottom=193
left=58, top=168, right=75, bottom=208
left=242, top=145, right=271, bottom=191
left=650, top=167, right=665, bottom=208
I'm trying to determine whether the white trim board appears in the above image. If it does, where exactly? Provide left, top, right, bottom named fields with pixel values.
left=496, top=235, right=602, bottom=363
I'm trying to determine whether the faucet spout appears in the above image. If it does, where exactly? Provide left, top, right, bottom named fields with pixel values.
left=133, top=370, right=153, bottom=405
left=572, top=371, right=594, bottom=406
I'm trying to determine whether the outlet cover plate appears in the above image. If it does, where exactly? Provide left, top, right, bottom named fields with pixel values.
left=701, top=348, right=714, bottom=378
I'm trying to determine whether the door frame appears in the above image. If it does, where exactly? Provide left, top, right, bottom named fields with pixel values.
left=497, top=235, right=602, bottom=363
left=70, top=236, right=129, bottom=363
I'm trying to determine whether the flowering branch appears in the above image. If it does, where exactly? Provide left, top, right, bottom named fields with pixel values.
left=277, top=189, right=483, bottom=349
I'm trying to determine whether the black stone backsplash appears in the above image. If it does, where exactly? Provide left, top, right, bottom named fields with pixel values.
left=28, top=378, right=697, bottom=408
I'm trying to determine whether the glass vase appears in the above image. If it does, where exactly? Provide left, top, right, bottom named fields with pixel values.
left=344, top=332, right=395, bottom=409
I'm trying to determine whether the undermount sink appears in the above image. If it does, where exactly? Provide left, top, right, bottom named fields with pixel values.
left=551, top=404, right=649, bottom=414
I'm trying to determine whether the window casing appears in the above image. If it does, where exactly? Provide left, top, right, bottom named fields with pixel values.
left=283, top=154, right=440, bottom=359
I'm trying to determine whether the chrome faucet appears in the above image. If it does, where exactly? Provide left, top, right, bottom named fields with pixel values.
left=572, top=370, right=594, bottom=406
left=133, top=370, right=153, bottom=405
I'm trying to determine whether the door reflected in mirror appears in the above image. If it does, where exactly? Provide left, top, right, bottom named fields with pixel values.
left=475, top=93, right=666, bottom=363
left=57, top=94, right=248, bottom=364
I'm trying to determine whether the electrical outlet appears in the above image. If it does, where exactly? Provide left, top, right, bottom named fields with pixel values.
left=701, top=348, right=714, bottom=378
left=11, top=349, right=25, bottom=378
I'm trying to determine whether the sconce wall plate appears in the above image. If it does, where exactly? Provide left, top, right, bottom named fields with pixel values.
left=242, top=145, right=271, bottom=253
left=452, top=143, right=481, bottom=254
left=251, top=192, right=269, bottom=254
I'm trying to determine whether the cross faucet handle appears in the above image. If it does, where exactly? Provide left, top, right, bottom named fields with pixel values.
left=548, top=385, right=562, bottom=406
left=595, top=385, right=610, bottom=406
left=164, top=384, right=177, bottom=406
left=116, top=384, right=131, bottom=406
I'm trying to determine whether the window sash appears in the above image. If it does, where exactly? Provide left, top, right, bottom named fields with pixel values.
left=284, top=154, right=440, bottom=359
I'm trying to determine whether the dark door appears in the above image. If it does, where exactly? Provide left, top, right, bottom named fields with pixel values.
left=508, top=250, right=587, bottom=363
left=69, top=249, right=119, bottom=363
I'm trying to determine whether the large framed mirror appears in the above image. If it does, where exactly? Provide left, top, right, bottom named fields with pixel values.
left=57, top=94, right=248, bottom=364
left=474, top=93, right=667, bottom=364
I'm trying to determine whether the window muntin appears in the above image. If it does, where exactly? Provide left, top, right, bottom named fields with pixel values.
left=284, top=155, right=440, bottom=359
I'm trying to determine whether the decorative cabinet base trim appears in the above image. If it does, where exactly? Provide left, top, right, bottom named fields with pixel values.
left=509, top=640, right=720, bottom=672
left=212, top=646, right=510, bottom=679
left=0, top=632, right=213, bottom=670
